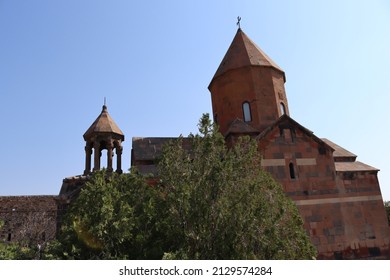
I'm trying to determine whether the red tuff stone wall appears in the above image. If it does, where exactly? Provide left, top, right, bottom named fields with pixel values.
left=258, top=121, right=337, bottom=198
left=209, top=67, right=286, bottom=135
left=328, top=171, right=390, bottom=259
left=257, top=120, right=390, bottom=259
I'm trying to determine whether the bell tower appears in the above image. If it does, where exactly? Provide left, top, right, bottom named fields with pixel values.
left=208, top=28, right=289, bottom=135
left=83, top=104, right=124, bottom=175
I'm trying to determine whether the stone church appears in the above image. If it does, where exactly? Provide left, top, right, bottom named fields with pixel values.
left=1, top=28, right=389, bottom=259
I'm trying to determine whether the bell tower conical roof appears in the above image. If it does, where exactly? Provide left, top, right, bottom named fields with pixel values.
left=83, top=105, right=124, bottom=141
left=211, top=28, right=285, bottom=83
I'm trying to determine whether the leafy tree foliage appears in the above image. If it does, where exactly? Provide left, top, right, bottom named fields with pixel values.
left=158, top=114, right=316, bottom=259
left=0, top=240, right=61, bottom=260
left=54, top=170, right=166, bottom=259
left=0, top=243, right=36, bottom=260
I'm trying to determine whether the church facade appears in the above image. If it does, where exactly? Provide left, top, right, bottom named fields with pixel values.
left=1, top=28, right=389, bottom=260
left=131, top=28, right=390, bottom=259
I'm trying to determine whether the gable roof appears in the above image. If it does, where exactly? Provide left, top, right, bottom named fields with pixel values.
left=256, top=114, right=333, bottom=151
left=335, top=161, right=379, bottom=172
left=83, top=105, right=124, bottom=140
left=132, top=137, right=176, bottom=162
left=321, top=138, right=357, bottom=161
left=321, top=138, right=378, bottom=172
left=132, top=137, right=192, bottom=162
left=224, top=118, right=259, bottom=137
left=211, top=28, right=285, bottom=83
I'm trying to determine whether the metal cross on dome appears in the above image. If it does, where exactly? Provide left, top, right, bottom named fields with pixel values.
left=237, top=16, right=241, bottom=29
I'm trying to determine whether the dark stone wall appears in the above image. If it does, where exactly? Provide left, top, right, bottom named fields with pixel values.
left=0, top=196, right=58, bottom=246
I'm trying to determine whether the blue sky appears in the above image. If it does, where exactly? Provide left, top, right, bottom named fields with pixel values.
left=1, top=0, right=389, bottom=201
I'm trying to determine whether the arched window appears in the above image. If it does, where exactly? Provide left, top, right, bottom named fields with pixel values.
left=242, top=102, right=252, bottom=122
left=280, top=102, right=286, bottom=116
left=289, top=162, right=296, bottom=179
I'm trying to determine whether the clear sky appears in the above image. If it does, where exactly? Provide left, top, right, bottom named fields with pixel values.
left=1, top=0, right=389, bottom=201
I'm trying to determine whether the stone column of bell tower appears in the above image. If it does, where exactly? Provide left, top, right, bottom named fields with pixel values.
left=208, top=28, right=289, bottom=135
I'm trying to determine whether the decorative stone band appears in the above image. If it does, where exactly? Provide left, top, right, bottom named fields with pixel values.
left=296, top=158, right=316, bottom=166
left=261, top=158, right=317, bottom=167
left=294, top=195, right=383, bottom=206
left=261, top=159, right=285, bottom=166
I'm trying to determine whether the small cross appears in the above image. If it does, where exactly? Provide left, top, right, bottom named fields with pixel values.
left=237, top=16, right=241, bottom=29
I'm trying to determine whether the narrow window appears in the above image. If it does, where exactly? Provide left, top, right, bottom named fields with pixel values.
left=7, top=233, right=11, bottom=242
left=242, top=102, right=252, bottom=122
left=280, top=102, right=286, bottom=115
left=289, top=162, right=296, bottom=179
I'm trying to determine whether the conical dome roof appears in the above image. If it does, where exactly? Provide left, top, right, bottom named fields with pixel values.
left=211, top=28, right=285, bottom=82
left=83, top=105, right=124, bottom=141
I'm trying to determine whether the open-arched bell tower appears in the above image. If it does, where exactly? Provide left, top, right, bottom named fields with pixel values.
left=83, top=104, right=124, bottom=175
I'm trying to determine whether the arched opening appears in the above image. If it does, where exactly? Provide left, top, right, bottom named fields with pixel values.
left=280, top=102, right=286, bottom=116
left=100, top=149, right=108, bottom=169
left=289, top=162, right=296, bottom=179
left=242, top=102, right=252, bottom=122
left=100, top=141, right=108, bottom=169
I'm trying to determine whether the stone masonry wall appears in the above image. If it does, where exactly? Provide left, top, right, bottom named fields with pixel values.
left=0, top=196, right=58, bottom=246
left=257, top=119, right=390, bottom=259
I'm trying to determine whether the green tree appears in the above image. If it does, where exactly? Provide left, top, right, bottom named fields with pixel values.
left=54, top=170, right=166, bottom=259
left=157, top=114, right=316, bottom=259
left=0, top=242, right=36, bottom=260
left=0, top=240, right=58, bottom=260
